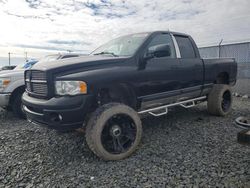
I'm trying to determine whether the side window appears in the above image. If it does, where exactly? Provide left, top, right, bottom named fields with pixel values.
left=174, top=35, right=196, bottom=58
left=147, top=34, right=176, bottom=58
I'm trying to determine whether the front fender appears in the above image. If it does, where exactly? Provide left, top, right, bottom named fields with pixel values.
left=4, top=79, right=25, bottom=93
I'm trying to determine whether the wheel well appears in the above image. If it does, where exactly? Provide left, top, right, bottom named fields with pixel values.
left=215, top=72, right=229, bottom=84
left=96, top=84, right=137, bottom=109
left=9, top=86, right=25, bottom=105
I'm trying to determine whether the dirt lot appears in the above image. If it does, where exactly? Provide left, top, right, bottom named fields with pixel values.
left=0, top=97, right=250, bottom=187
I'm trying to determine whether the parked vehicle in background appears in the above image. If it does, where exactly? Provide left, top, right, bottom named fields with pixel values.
left=22, top=31, right=237, bottom=160
left=0, top=65, right=16, bottom=71
left=14, top=59, right=38, bottom=70
left=0, top=53, right=82, bottom=118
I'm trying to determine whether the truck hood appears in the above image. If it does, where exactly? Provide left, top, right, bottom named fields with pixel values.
left=32, top=55, right=129, bottom=71
left=0, top=69, right=24, bottom=78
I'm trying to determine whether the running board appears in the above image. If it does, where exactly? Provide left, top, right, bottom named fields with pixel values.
left=180, top=101, right=196, bottom=108
left=138, top=96, right=206, bottom=117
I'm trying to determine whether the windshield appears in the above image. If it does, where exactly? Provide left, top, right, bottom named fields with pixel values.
left=14, top=60, right=38, bottom=70
left=91, top=33, right=149, bottom=57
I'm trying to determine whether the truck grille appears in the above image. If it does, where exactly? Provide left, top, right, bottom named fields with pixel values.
left=25, top=70, right=48, bottom=97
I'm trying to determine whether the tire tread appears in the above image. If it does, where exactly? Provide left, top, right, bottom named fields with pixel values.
left=85, top=103, right=142, bottom=160
left=207, top=84, right=232, bottom=116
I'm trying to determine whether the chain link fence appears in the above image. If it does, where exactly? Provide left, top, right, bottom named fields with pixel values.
left=199, top=42, right=250, bottom=95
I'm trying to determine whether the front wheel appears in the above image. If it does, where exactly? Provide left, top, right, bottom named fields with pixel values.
left=12, top=91, right=26, bottom=119
left=207, top=84, right=233, bottom=116
left=85, top=103, right=142, bottom=160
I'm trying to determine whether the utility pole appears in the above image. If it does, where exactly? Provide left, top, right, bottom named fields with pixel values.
left=218, top=39, right=223, bottom=58
left=8, top=52, right=11, bottom=66
left=25, top=51, right=28, bottom=62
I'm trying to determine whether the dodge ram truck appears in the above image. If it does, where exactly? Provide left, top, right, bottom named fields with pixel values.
left=22, top=31, right=237, bottom=160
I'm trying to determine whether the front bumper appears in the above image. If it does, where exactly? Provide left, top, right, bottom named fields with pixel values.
left=0, top=93, right=11, bottom=107
left=22, top=92, right=94, bottom=131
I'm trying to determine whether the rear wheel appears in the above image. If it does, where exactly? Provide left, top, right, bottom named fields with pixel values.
left=207, top=84, right=233, bottom=116
left=86, top=103, right=142, bottom=160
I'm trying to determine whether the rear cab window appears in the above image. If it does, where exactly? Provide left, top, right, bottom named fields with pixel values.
left=174, top=35, right=196, bottom=58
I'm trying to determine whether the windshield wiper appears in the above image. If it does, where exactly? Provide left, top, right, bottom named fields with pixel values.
left=93, top=51, right=119, bottom=57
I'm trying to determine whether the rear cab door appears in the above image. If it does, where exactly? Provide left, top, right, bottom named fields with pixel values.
left=173, top=34, right=204, bottom=98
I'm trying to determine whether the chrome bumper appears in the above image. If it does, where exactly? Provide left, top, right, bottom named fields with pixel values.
left=0, top=93, right=11, bottom=107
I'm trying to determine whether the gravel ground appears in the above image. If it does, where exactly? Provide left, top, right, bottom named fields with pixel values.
left=0, top=97, right=250, bottom=187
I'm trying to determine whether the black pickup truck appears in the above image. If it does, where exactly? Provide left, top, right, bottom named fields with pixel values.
left=22, top=31, right=237, bottom=160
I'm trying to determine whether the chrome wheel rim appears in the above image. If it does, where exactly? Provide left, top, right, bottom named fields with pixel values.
left=101, top=114, right=137, bottom=154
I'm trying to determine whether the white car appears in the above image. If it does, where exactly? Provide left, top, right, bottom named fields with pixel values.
left=0, top=53, right=82, bottom=118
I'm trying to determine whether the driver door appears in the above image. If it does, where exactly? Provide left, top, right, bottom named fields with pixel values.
left=137, top=33, right=181, bottom=100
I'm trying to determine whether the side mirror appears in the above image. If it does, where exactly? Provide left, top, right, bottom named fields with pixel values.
left=145, top=44, right=172, bottom=60
left=152, top=44, right=171, bottom=58
left=144, top=51, right=154, bottom=60
left=141, top=44, right=172, bottom=68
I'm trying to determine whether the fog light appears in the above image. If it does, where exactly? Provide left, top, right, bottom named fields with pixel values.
left=50, top=113, right=62, bottom=123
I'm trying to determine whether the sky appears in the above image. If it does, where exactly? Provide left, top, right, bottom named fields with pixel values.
left=0, top=0, right=250, bottom=66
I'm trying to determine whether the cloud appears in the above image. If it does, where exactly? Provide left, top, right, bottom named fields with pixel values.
left=83, top=0, right=137, bottom=18
left=0, top=0, right=249, bottom=58
left=47, top=39, right=91, bottom=46
left=15, top=44, right=74, bottom=51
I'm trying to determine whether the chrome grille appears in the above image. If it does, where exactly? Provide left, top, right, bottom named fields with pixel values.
left=25, top=71, right=31, bottom=80
left=30, top=70, right=46, bottom=80
left=26, top=82, right=31, bottom=91
left=25, top=70, right=48, bottom=97
left=25, top=70, right=46, bottom=80
left=31, top=83, right=48, bottom=95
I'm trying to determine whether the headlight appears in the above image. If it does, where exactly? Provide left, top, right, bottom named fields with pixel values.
left=55, top=81, right=87, bottom=96
left=0, top=78, right=11, bottom=89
